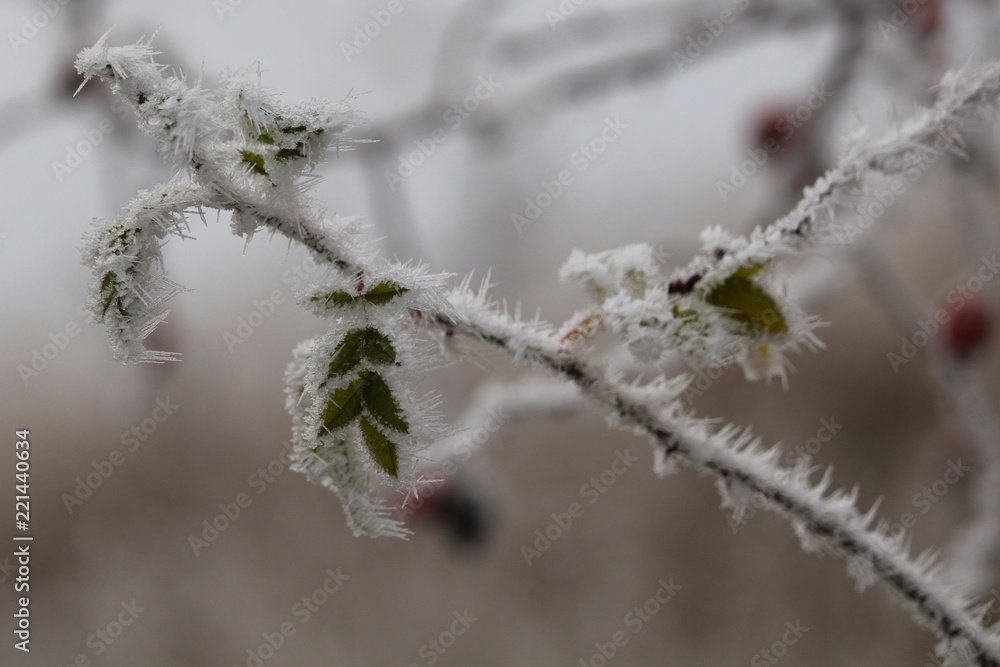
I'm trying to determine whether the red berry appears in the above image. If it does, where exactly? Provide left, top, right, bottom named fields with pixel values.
left=913, top=0, right=942, bottom=37
left=752, top=108, right=790, bottom=152
left=750, top=105, right=809, bottom=159
left=400, top=478, right=489, bottom=547
left=944, top=297, right=992, bottom=360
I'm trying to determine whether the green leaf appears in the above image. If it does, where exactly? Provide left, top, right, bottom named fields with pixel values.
left=363, top=281, right=410, bottom=305
left=280, top=124, right=308, bottom=133
left=362, top=329, right=397, bottom=365
left=239, top=150, right=268, bottom=177
left=731, top=262, right=766, bottom=280
left=308, top=282, right=410, bottom=309
left=359, top=416, right=399, bottom=478
left=275, top=142, right=305, bottom=161
left=321, top=377, right=365, bottom=432
left=361, top=371, right=409, bottom=433
left=706, top=268, right=788, bottom=336
left=327, top=330, right=365, bottom=378
left=257, top=132, right=275, bottom=145
left=325, top=328, right=396, bottom=381
left=99, top=272, right=118, bottom=318
left=310, top=291, right=356, bottom=308
left=110, top=226, right=135, bottom=251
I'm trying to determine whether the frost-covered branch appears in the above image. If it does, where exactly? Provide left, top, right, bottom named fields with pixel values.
left=75, top=31, right=452, bottom=537
left=437, top=286, right=1000, bottom=665
left=423, top=375, right=583, bottom=464
left=76, top=33, right=1000, bottom=664
left=555, top=60, right=1000, bottom=386
left=80, top=179, right=205, bottom=362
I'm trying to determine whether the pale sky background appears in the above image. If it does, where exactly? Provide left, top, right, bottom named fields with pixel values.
left=3, top=1, right=1000, bottom=666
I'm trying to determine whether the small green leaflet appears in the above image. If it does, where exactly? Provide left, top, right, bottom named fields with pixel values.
left=239, top=150, right=268, bottom=177
left=321, top=377, right=364, bottom=432
left=275, top=142, right=305, bottom=161
left=327, top=329, right=365, bottom=378
left=359, top=416, right=399, bottom=478
left=99, top=272, right=119, bottom=319
left=361, top=371, right=409, bottom=433
left=311, top=291, right=355, bottom=308
left=310, top=281, right=410, bottom=309
left=706, top=263, right=788, bottom=335
left=321, top=368, right=408, bottom=437
left=110, top=225, right=135, bottom=250
left=362, top=329, right=397, bottom=365
left=363, top=281, right=410, bottom=305
left=326, top=328, right=398, bottom=379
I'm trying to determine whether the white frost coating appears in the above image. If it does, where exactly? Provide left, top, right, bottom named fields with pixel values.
left=80, top=179, right=207, bottom=362
left=560, top=244, right=662, bottom=299
left=76, top=32, right=447, bottom=538
left=284, top=315, right=449, bottom=538
left=560, top=237, right=825, bottom=386
left=76, top=31, right=1000, bottom=662
left=558, top=62, right=1000, bottom=390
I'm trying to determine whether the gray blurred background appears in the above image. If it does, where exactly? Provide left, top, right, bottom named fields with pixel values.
left=3, top=0, right=1000, bottom=664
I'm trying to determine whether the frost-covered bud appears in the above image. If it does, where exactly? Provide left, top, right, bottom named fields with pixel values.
left=75, top=31, right=216, bottom=171
left=561, top=230, right=822, bottom=386
left=81, top=181, right=206, bottom=363
left=560, top=244, right=662, bottom=300
left=222, top=71, right=361, bottom=188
